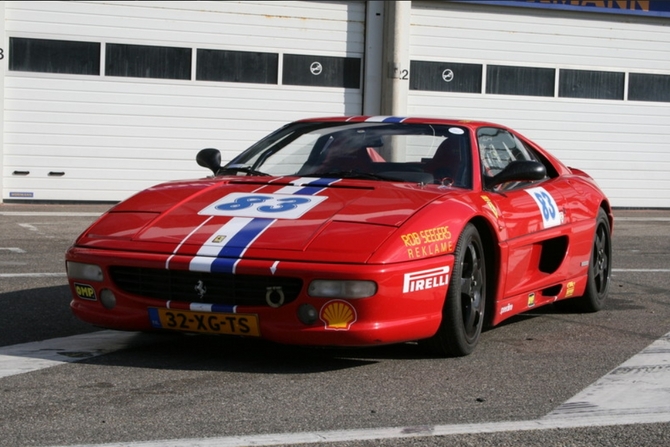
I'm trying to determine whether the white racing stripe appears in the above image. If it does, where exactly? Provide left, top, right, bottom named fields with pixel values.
left=0, top=330, right=666, bottom=446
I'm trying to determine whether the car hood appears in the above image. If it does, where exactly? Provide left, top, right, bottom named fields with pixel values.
left=78, top=176, right=452, bottom=262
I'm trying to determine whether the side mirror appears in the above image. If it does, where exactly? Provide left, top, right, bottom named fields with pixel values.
left=486, top=160, right=547, bottom=189
left=197, top=148, right=222, bottom=175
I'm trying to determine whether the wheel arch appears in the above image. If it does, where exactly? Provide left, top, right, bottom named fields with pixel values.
left=600, top=200, right=614, bottom=234
left=468, top=215, right=500, bottom=327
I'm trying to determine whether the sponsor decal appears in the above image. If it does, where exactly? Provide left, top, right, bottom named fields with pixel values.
left=526, top=187, right=562, bottom=228
left=74, top=283, right=96, bottom=300
left=320, top=300, right=357, bottom=330
left=401, top=226, right=453, bottom=259
left=500, top=303, right=514, bottom=315
left=528, top=293, right=536, bottom=308
left=566, top=281, right=575, bottom=298
left=481, top=195, right=499, bottom=219
left=212, top=235, right=226, bottom=243
left=403, top=266, right=450, bottom=293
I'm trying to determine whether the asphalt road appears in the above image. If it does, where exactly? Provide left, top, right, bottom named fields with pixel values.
left=0, top=204, right=669, bottom=447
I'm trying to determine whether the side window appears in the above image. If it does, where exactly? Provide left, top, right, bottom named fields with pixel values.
left=477, top=127, right=536, bottom=176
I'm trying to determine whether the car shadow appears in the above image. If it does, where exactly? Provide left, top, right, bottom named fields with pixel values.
left=2, top=284, right=646, bottom=376
left=0, top=284, right=98, bottom=347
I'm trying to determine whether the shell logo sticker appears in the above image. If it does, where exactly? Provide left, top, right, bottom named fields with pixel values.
left=320, top=300, right=357, bottom=331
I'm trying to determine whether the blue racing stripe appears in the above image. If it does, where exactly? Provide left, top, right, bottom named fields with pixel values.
left=381, top=116, right=406, bottom=123
left=211, top=304, right=236, bottom=313
left=210, top=257, right=238, bottom=274
left=303, top=177, right=339, bottom=187
left=219, top=218, right=275, bottom=258
left=293, top=178, right=338, bottom=195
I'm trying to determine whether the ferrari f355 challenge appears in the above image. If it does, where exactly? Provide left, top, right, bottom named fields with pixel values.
left=66, top=116, right=613, bottom=356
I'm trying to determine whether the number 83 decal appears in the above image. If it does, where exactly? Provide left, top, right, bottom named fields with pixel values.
left=199, top=193, right=328, bottom=219
left=526, top=187, right=562, bottom=228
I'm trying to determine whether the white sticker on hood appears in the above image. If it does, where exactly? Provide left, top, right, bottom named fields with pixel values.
left=200, top=193, right=327, bottom=219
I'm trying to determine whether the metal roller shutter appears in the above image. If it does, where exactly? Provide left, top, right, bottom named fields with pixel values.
left=2, top=1, right=365, bottom=202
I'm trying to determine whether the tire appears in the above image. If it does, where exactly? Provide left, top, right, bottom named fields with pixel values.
left=426, top=223, right=486, bottom=357
left=576, top=208, right=612, bottom=312
left=554, top=208, right=612, bottom=313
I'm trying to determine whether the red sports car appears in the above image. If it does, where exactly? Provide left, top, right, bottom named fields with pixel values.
left=66, top=116, right=612, bottom=356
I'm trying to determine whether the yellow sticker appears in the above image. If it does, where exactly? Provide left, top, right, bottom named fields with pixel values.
left=481, top=195, right=499, bottom=219
left=320, top=300, right=357, bottom=331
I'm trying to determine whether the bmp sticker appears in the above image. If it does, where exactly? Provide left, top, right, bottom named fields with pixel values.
left=199, top=193, right=327, bottom=219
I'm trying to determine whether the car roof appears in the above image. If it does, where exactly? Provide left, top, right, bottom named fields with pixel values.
left=296, top=116, right=503, bottom=128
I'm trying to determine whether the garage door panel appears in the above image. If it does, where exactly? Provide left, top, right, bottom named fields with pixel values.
left=7, top=1, right=364, bottom=54
left=3, top=1, right=364, bottom=202
left=411, top=2, right=670, bottom=71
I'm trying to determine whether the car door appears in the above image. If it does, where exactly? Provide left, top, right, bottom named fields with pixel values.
left=476, top=127, right=572, bottom=304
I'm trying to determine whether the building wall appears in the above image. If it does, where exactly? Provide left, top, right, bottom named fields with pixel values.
left=1, top=1, right=669, bottom=207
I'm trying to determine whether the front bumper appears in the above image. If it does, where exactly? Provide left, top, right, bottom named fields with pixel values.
left=66, top=247, right=454, bottom=347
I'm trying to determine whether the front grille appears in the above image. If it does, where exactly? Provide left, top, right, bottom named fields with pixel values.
left=109, top=266, right=303, bottom=307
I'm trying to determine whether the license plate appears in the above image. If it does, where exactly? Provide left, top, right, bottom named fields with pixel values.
left=149, top=308, right=260, bottom=336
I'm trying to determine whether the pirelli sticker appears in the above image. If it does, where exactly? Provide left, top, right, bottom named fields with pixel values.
left=403, top=266, right=450, bottom=293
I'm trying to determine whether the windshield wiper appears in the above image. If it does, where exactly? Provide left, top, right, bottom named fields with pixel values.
left=218, top=165, right=270, bottom=176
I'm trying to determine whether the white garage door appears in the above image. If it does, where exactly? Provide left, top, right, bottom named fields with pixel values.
left=409, top=1, right=670, bottom=208
left=2, top=1, right=365, bottom=202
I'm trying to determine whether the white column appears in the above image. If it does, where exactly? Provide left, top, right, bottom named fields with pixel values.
left=380, top=0, right=411, bottom=116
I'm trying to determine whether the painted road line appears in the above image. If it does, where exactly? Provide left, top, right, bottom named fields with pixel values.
left=44, top=413, right=670, bottom=447
left=546, top=331, right=670, bottom=420
left=614, top=217, right=670, bottom=221
left=0, top=330, right=161, bottom=379
left=0, top=247, right=27, bottom=253
left=26, top=331, right=670, bottom=447
left=0, top=211, right=103, bottom=217
left=0, top=272, right=66, bottom=278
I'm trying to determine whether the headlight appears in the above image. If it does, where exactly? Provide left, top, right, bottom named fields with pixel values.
left=66, top=262, right=104, bottom=282
left=308, top=280, right=376, bottom=299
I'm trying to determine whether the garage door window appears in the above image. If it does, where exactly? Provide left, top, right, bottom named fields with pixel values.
left=410, top=61, right=482, bottom=93
left=196, top=49, right=278, bottom=84
left=559, top=69, right=624, bottom=100
left=628, top=73, right=670, bottom=102
left=106, top=43, right=191, bottom=80
left=283, top=54, right=361, bottom=88
left=486, top=65, right=555, bottom=97
left=9, top=37, right=100, bottom=75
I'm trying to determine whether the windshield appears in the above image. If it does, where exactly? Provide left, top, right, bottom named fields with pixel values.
left=226, top=122, right=473, bottom=188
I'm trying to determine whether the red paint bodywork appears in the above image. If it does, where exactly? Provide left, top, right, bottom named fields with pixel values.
left=65, top=117, right=612, bottom=347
